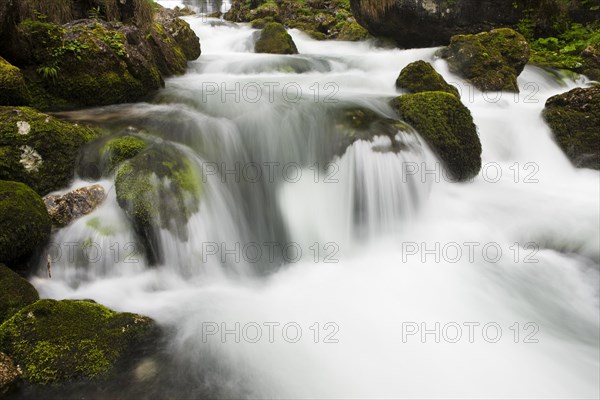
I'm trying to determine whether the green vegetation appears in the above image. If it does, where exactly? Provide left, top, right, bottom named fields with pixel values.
left=0, top=180, right=51, bottom=265
left=391, top=92, right=482, bottom=181
left=0, top=299, right=157, bottom=384
left=0, top=264, right=39, bottom=324
left=255, top=22, right=298, bottom=54
left=0, top=107, right=100, bottom=195
left=396, top=61, right=460, bottom=97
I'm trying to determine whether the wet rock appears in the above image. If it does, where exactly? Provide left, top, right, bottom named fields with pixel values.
left=0, top=180, right=51, bottom=266
left=0, top=352, right=21, bottom=395
left=0, top=56, right=29, bottom=106
left=439, top=28, right=530, bottom=92
left=543, top=86, right=600, bottom=169
left=391, top=91, right=482, bottom=181
left=254, top=22, right=298, bottom=54
left=43, top=184, right=106, bottom=227
left=0, top=264, right=39, bottom=325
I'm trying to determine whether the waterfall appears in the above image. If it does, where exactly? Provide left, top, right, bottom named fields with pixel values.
left=29, top=2, right=599, bottom=398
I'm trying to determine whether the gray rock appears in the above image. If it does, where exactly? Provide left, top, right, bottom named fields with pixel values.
left=43, top=184, right=106, bottom=227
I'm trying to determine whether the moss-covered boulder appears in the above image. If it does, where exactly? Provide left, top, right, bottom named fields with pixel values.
left=0, top=299, right=158, bottom=384
left=104, top=135, right=148, bottom=172
left=0, top=56, right=29, bottom=106
left=440, top=28, right=530, bottom=92
left=255, top=22, right=298, bottom=54
left=250, top=17, right=275, bottom=29
left=543, top=86, right=600, bottom=169
left=337, top=19, right=370, bottom=41
left=391, top=92, right=482, bottom=181
left=0, top=264, right=39, bottom=325
left=0, top=180, right=51, bottom=266
left=396, top=61, right=460, bottom=97
left=0, top=107, right=99, bottom=195
left=16, top=19, right=163, bottom=109
left=115, top=145, right=202, bottom=265
left=581, top=44, right=600, bottom=82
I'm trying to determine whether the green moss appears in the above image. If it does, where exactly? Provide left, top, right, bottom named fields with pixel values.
left=337, top=20, right=370, bottom=41
left=102, top=136, right=147, bottom=172
left=250, top=17, right=275, bottom=29
left=441, top=28, right=530, bottom=92
left=0, top=299, right=157, bottom=384
left=0, top=57, right=30, bottom=106
left=115, top=145, right=202, bottom=264
left=255, top=22, right=298, bottom=54
left=543, top=86, right=600, bottom=169
left=396, top=61, right=460, bottom=97
left=391, top=92, right=482, bottom=181
left=0, top=180, right=51, bottom=265
left=0, top=107, right=100, bottom=195
left=0, top=264, right=39, bottom=324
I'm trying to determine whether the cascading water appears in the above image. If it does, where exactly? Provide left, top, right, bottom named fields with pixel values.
left=27, top=1, right=599, bottom=398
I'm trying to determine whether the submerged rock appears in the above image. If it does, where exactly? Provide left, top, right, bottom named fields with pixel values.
left=439, top=28, right=530, bottom=92
left=543, top=86, right=600, bottom=169
left=0, top=180, right=51, bottom=266
left=115, top=145, right=202, bottom=265
left=43, top=184, right=106, bottom=227
left=254, top=22, right=298, bottom=54
left=0, top=352, right=20, bottom=395
left=0, top=264, right=39, bottom=325
left=391, top=92, right=481, bottom=181
left=0, top=107, right=99, bottom=195
left=0, top=56, right=29, bottom=106
left=396, top=61, right=459, bottom=97
left=0, top=299, right=158, bottom=384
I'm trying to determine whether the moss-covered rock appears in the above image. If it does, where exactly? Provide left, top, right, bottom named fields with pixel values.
left=391, top=92, right=482, bottom=181
left=104, top=135, right=148, bottom=172
left=0, top=264, right=39, bottom=325
left=154, top=6, right=201, bottom=62
left=396, top=60, right=460, bottom=97
left=0, top=299, right=158, bottom=384
left=250, top=17, right=275, bottom=29
left=0, top=56, right=29, bottom=106
left=254, top=22, right=298, bottom=54
left=17, top=19, right=163, bottom=109
left=0, top=107, right=99, bottom=195
left=543, top=86, right=600, bottom=169
left=337, top=19, right=369, bottom=41
left=581, top=44, right=600, bottom=81
left=115, top=145, right=202, bottom=265
left=440, top=28, right=530, bottom=92
left=0, top=180, right=51, bottom=266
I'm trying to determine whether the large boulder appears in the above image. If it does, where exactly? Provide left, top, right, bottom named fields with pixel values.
left=543, top=86, right=600, bottom=169
left=0, top=299, right=158, bottom=384
left=0, top=181, right=51, bottom=266
left=439, top=28, right=530, bottom=92
left=43, top=184, right=106, bottom=227
left=1, top=2, right=200, bottom=110
left=0, top=56, right=29, bottom=106
left=254, top=22, right=298, bottom=54
left=391, top=92, right=481, bottom=181
left=349, top=0, right=600, bottom=48
left=115, top=145, right=202, bottom=265
left=396, top=60, right=459, bottom=97
left=0, top=264, right=39, bottom=325
left=0, top=107, right=99, bottom=195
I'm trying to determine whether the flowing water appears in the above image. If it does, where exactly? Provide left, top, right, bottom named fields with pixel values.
left=24, top=1, right=600, bottom=398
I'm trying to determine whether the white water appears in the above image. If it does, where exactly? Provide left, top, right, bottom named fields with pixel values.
left=32, top=3, right=599, bottom=398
